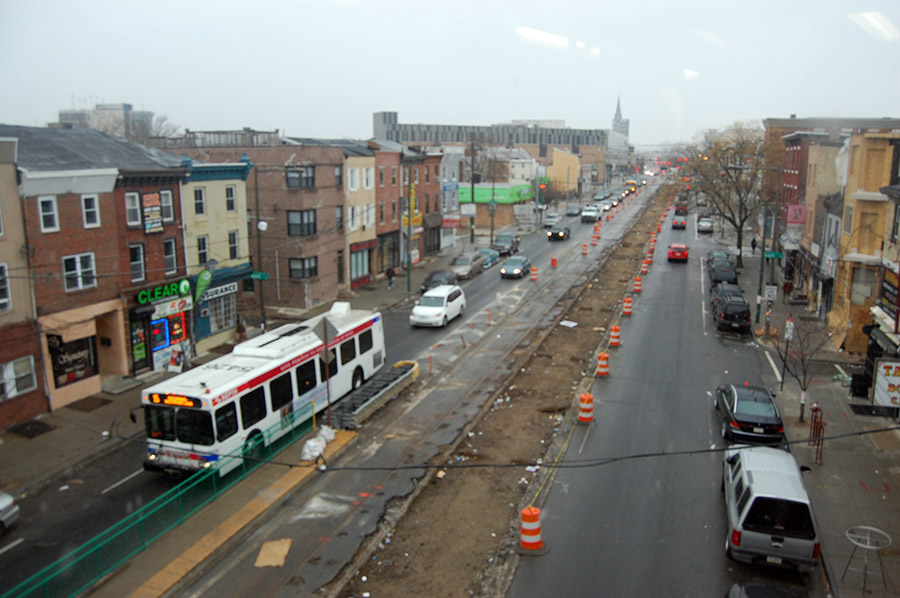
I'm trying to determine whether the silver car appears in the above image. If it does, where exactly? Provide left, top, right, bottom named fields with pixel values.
left=0, top=490, right=21, bottom=535
left=449, top=253, right=485, bottom=279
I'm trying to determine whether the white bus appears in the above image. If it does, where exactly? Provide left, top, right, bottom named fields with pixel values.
left=141, top=302, right=385, bottom=476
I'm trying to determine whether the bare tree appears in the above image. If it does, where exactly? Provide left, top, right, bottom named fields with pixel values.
left=683, top=122, right=781, bottom=268
left=773, top=315, right=833, bottom=422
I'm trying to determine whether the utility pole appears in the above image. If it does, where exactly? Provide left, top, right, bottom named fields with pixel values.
left=469, top=140, right=476, bottom=244
left=253, top=166, right=267, bottom=330
left=406, top=182, right=413, bottom=292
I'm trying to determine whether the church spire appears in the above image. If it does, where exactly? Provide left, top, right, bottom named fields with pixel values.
left=614, top=95, right=622, bottom=120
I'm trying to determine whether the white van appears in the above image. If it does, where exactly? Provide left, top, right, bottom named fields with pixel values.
left=409, top=285, right=466, bottom=327
left=722, top=446, right=820, bottom=572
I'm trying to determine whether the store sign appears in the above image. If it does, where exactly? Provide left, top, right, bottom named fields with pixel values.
left=199, top=282, right=238, bottom=303
left=882, top=268, right=899, bottom=320
left=136, top=279, right=191, bottom=305
left=143, top=192, right=163, bottom=234
left=874, top=359, right=900, bottom=407
left=47, top=334, right=98, bottom=389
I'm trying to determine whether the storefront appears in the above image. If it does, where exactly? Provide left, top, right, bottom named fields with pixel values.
left=192, top=263, right=251, bottom=353
left=423, top=213, right=442, bottom=257
left=350, top=239, right=376, bottom=289
left=377, top=231, right=400, bottom=273
left=129, top=278, right=193, bottom=374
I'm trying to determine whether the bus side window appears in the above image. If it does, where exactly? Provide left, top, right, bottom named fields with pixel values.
left=296, top=360, right=317, bottom=396
left=240, top=387, right=267, bottom=430
left=358, top=329, right=373, bottom=354
left=270, top=372, right=293, bottom=411
left=215, top=403, right=238, bottom=442
left=320, top=348, right=338, bottom=380
left=340, top=339, right=356, bottom=365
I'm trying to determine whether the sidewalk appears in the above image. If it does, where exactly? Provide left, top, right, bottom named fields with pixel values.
left=731, top=239, right=900, bottom=596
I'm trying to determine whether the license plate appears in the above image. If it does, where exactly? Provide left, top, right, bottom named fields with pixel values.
left=753, top=427, right=764, bottom=434
left=766, top=555, right=782, bottom=565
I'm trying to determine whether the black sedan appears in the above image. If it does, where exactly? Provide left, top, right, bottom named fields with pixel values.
left=500, top=255, right=532, bottom=279
left=714, top=384, right=784, bottom=444
left=420, top=269, right=458, bottom=293
left=546, top=226, right=571, bottom=241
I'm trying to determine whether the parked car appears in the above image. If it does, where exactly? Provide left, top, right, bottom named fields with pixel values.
left=449, top=252, right=485, bottom=279
left=667, top=243, right=689, bottom=262
left=565, top=205, right=581, bottom=217
left=723, top=446, right=820, bottom=572
left=713, top=296, right=752, bottom=333
left=500, top=255, right=532, bottom=279
left=707, top=249, right=731, bottom=264
left=543, top=212, right=560, bottom=228
left=492, top=232, right=520, bottom=255
left=409, top=284, right=466, bottom=327
left=581, top=206, right=600, bottom=222
left=546, top=226, right=571, bottom=241
left=479, top=248, right=500, bottom=269
left=672, top=215, right=687, bottom=229
left=697, top=217, right=714, bottom=233
left=0, top=490, right=21, bottom=535
left=714, top=383, right=784, bottom=444
left=420, top=269, right=458, bottom=293
left=710, top=282, right=744, bottom=309
left=710, top=263, right=738, bottom=287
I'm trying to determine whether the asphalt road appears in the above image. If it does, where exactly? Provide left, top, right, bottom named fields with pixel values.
left=508, top=212, right=822, bottom=596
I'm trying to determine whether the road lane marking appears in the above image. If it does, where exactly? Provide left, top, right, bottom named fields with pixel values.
left=764, top=350, right=782, bottom=383
left=0, top=538, right=24, bottom=556
left=101, top=469, right=144, bottom=495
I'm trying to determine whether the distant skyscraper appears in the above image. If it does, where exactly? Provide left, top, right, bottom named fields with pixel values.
left=57, top=103, right=153, bottom=140
left=607, top=96, right=631, bottom=174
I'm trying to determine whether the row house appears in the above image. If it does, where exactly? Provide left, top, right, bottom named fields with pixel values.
left=157, top=131, right=349, bottom=319
left=370, top=140, right=403, bottom=274
left=328, top=141, right=377, bottom=289
left=0, top=138, right=45, bottom=428
left=0, top=124, right=190, bottom=420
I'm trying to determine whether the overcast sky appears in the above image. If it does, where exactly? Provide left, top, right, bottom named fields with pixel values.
left=1, top=0, right=898, bottom=148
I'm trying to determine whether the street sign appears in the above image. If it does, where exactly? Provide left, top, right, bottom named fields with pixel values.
left=764, top=285, right=778, bottom=301
left=250, top=272, right=269, bottom=281
left=764, top=250, right=783, bottom=259
left=785, top=317, right=795, bottom=341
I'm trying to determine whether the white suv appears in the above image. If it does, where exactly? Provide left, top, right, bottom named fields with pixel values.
left=409, top=285, right=466, bottom=327
left=581, top=206, right=599, bottom=222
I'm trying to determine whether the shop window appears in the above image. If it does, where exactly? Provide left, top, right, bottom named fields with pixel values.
left=150, top=318, right=170, bottom=352
left=47, top=334, right=97, bottom=389
left=168, top=313, right=186, bottom=344
left=240, top=387, right=267, bottom=429
left=209, top=293, right=237, bottom=334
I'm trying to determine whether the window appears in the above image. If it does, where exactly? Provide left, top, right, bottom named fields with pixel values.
left=239, top=387, right=267, bottom=429
left=287, top=210, right=316, bottom=236
left=0, top=202, right=4, bottom=235
left=63, top=252, right=96, bottom=291
left=334, top=166, right=343, bottom=187
left=286, top=166, right=315, bottom=188
left=129, top=244, right=145, bottom=282
left=39, top=196, right=59, bottom=232
left=425, top=166, right=430, bottom=184
left=340, top=338, right=356, bottom=365
left=379, top=202, right=385, bottom=224
left=289, top=257, right=318, bottom=279
left=893, top=204, right=900, bottom=242
left=270, top=372, right=294, bottom=411
left=319, top=347, right=338, bottom=380
left=228, top=230, right=239, bottom=260
left=350, top=206, right=360, bottom=229
left=379, top=166, right=385, bottom=187
left=843, top=205, right=853, bottom=235
left=349, top=168, right=360, bottom=191
left=336, top=206, right=343, bottom=231
left=197, top=236, right=209, bottom=266
left=125, top=192, right=140, bottom=226
left=295, top=360, right=317, bottom=396
left=414, top=167, right=419, bottom=184
left=225, top=186, right=236, bottom=212
left=215, top=403, right=238, bottom=442
left=365, top=204, right=375, bottom=227
left=363, top=167, right=374, bottom=190
left=194, top=187, right=206, bottom=215
left=163, top=238, right=177, bottom=274
left=434, top=165, right=439, bottom=179
left=403, top=167, right=409, bottom=185
left=391, top=166, right=397, bottom=185
left=160, top=190, right=174, bottom=221
left=0, top=264, right=9, bottom=310
left=208, top=293, right=237, bottom=333
left=359, top=329, right=373, bottom=354
left=0, top=356, right=37, bottom=401
left=82, top=195, right=100, bottom=228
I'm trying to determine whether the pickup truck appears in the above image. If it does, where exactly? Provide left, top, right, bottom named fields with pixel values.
left=581, top=206, right=600, bottom=222
left=492, top=232, right=520, bottom=255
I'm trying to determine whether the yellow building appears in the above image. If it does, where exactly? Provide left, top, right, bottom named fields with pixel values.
left=545, top=147, right=581, bottom=203
left=828, top=130, right=900, bottom=353
left=342, top=149, right=377, bottom=289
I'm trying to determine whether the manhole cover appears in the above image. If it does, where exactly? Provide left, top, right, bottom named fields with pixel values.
left=8, top=419, right=56, bottom=438
left=66, top=396, right=112, bottom=412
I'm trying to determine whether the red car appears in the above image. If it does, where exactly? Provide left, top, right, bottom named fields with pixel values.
left=668, top=243, right=689, bottom=263
left=672, top=216, right=687, bottom=229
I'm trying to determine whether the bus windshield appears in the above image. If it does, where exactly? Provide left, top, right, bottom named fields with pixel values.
left=145, top=405, right=215, bottom=446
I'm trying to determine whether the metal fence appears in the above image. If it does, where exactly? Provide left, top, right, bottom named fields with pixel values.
left=2, top=403, right=317, bottom=598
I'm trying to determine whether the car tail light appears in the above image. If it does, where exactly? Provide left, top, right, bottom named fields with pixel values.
left=813, top=543, right=821, bottom=559
left=729, top=421, right=741, bottom=429
left=775, top=425, right=784, bottom=433
left=731, top=530, right=741, bottom=547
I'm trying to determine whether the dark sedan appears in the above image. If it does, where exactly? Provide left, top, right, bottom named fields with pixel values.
left=546, top=226, right=571, bottom=241
left=715, top=383, right=784, bottom=444
left=709, top=263, right=738, bottom=287
left=420, top=269, right=458, bottom=293
left=672, top=216, right=687, bottom=229
left=500, top=255, right=532, bottom=279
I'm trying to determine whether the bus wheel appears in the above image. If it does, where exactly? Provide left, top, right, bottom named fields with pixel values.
left=352, top=367, right=364, bottom=390
left=243, top=431, right=265, bottom=466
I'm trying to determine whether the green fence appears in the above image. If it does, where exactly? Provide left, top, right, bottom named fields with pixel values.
left=2, top=403, right=317, bottom=598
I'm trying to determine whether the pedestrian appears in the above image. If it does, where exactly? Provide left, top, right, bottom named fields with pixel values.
left=782, top=279, right=793, bottom=303
left=386, top=266, right=395, bottom=290
left=751, top=238, right=757, bottom=255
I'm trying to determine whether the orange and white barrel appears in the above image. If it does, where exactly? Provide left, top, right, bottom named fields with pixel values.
left=641, top=260, right=649, bottom=275
left=516, top=507, right=548, bottom=555
left=582, top=243, right=588, bottom=256
left=610, top=325, right=621, bottom=347
left=551, top=254, right=558, bottom=268
left=595, top=352, right=609, bottom=377
left=577, top=393, right=594, bottom=424
left=633, top=276, right=642, bottom=293
left=530, top=267, right=538, bottom=282
left=591, top=235, right=598, bottom=246
left=623, top=297, right=633, bottom=315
